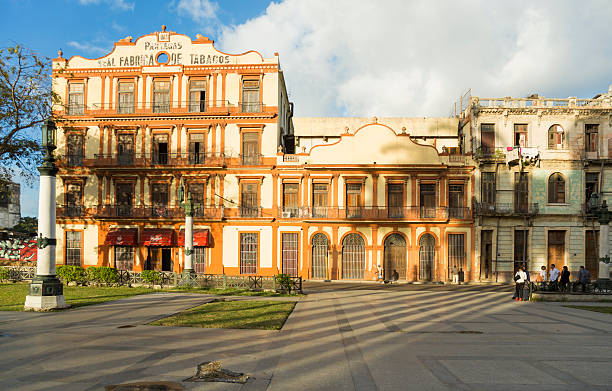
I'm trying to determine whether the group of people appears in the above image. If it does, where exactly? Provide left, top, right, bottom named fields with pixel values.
left=514, top=263, right=592, bottom=300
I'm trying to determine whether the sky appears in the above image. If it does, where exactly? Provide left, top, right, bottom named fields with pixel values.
left=2, top=0, right=612, bottom=217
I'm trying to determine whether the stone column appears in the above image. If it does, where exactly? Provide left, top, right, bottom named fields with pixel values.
left=598, top=201, right=610, bottom=280
left=183, top=194, right=194, bottom=276
left=25, top=122, right=68, bottom=310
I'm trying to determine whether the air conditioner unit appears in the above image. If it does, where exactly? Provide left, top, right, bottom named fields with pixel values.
left=282, top=211, right=292, bottom=218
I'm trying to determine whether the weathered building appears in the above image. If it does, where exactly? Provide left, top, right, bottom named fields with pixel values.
left=464, top=89, right=612, bottom=281
left=0, top=182, right=21, bottom=229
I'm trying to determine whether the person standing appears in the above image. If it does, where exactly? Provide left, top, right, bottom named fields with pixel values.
left=549, top=264, right=560, bottom=291
left=376, top=264, right=384, bottom=283
left=514, top=266, right=527, bottom=301
left=560, top=265, right=571, bottom=292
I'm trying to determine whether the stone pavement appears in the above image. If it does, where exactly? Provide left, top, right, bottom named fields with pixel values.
left=0, top=286, right=611, bottom=390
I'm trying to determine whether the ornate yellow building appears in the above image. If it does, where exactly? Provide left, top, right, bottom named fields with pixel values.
left=53, top=28, right=474, bottom=282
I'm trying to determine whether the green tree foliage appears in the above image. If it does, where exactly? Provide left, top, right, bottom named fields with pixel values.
left=0, top=45, right=59, bottom=183
left=12, top=216, right=37, bottom=236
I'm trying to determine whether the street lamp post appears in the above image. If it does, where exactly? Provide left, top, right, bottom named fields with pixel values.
left=178, top=181, right=194, bottom=276
left=24, top=119, right=68, bottom=310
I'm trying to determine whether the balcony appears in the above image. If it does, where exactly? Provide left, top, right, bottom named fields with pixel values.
left=62, top=100, right=273, bottom=117
left=57, top=205, right=86, bottom=218
left=92, top=204, right=223, bottom=219
left=240, top=153, right=262, bottom=166
left=276, top=206, right=462, bottom=221
left=240, top=205, right=261, bottom=218
left=91, top=152, right=226, bottom=168
left=474, top=202, right=539, bottom=216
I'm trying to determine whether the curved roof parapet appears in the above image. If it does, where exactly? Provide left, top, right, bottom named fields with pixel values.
left=306, top=123, right=442, bottom=165
left=54, top=27, right=275, bottom=70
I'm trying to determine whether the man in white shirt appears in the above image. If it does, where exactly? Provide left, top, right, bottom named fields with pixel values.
left=549, top=264, right=560, bottom=291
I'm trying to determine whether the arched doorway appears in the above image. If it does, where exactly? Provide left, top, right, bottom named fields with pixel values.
left=342, top=233, right=365, bottom=279
left=419, top=234, right=435, bottom=281
left=311, top=233, right=328, bottom=279
left=384, top=234, right=406, bottom=280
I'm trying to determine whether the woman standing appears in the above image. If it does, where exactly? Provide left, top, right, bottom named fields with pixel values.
left=514, top=266, right=527, bottom=301
left=560, top=266, right=571, bottom=292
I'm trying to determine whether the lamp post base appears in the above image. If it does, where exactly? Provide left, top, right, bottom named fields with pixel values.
left=24, top=275, right=69, bottom=311
left=182, top=268, right=195, bottom=277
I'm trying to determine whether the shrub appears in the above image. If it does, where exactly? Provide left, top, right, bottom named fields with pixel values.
left=140, top=270, right=162, bottom=285
left=85, top=266, right=119, bottom=285
left=275, top=273, right=292, bottom=293
left=56, top=265, right=85, bottom=284
left=0, top=267, right=10, bottom=281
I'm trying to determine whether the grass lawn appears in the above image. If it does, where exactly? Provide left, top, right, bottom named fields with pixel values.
left=565, top=305, right=612, bottom=314
left=0, top=283, right=156, bottom=311
left=151, top=300, right=296, bottom=330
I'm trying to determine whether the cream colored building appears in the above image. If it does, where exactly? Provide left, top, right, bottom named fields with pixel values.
left=464, top=89, right=612, bottom=281
left=52, top=27, right=475, bottom=282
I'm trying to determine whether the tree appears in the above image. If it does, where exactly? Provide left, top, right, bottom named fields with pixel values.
left=0, top=45, right=58, bottom=183
left=12, top=216, right=38, bottom=236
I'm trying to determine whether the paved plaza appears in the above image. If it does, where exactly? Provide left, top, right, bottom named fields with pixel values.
left=0, top=283, right=611, bottom=390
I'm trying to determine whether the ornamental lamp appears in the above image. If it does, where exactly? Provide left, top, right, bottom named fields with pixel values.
left=42, top=119, right=56, bottom=149
left=178, top=180, right=185, bottom=203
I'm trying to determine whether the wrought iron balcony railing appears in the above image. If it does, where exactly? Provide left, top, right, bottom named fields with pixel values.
left=92, top=204, right=222, bottom=219
left=92, top=152, right=226, bottom=167
left=276, top=206, right=462, bottom=221
left=474, top=202, right=539, bottom=216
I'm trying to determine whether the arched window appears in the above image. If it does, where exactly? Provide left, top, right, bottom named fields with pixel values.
left=342, top=233, right=365, bottom=279
left=548, top=173, right=566, bottom=204
left=548, top=125, right=566, bottom=150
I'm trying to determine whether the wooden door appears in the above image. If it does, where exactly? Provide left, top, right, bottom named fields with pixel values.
left=547, top=231, right=565, bottom=269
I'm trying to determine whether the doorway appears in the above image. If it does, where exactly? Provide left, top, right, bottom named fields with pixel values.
left=311, top=233, right=328, bottom=279
left=419, top=234, right=435, bottom=281
left=547, top=230, right=565, bottom=269
left=481, top=230, right=493, bottom=279
left=383, top=234, right=406, bottom=280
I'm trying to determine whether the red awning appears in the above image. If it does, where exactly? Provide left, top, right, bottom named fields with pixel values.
left=177, top=229, right=211, bottom=247
left=140, top=229, right=174, bottom=246
left=104, top=228, right=138, bottom=246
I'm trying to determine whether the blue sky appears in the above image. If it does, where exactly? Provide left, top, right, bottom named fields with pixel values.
left=3, top=0, right=612, bottom=217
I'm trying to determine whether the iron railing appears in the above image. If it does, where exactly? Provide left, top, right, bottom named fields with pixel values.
left=92, top=204, right=223, bottom=219
left=57, top=205, right=85, bottom=218
left=240, top=153, right=263, bottom=165
left=474, top=202, right=539, bottom=216
left=1, top=266, right=36, bottom=281
left=72, top=100, right=269, bottom=115
left=92, top=152, right=226, bottom=167
left=277, top=206, right=462, bottom=220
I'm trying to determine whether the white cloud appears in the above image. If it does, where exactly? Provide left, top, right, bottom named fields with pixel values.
left=216, top=0, right=612, bottom=117
left=67, top=41, right=110, bottom=56
left=77, top=0, right=134, bottom=11
left=175, top=0, right=218, bottom=22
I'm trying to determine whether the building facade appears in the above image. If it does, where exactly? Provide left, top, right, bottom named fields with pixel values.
left=0, top=182, right=21, bottom=230
left=465, top=90, right=612, bottom=281
left=52, top=28, right=476, bottom=282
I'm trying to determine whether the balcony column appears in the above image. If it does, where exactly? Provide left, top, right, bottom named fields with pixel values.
left=372, top=174, right=379, bottom=208
left=25, top=120, right=68, bottom=310
left=272, top=173, right=279, bottom=217
left=209, top=175, right=217, bottom=207
left=219, top=122, right=227, bottom=157
left=303, top=173, right=310, bottom=214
